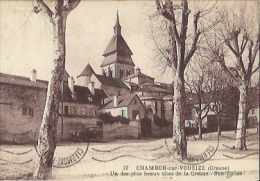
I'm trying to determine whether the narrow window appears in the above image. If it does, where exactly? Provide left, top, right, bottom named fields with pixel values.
left=82, top=107, right=85, bottom=115
left=22, top=108, right=33, bottom=116
left=64, top=106, right=68, bottom=114
left=121, top=110, right=125, bottom=117
left=23, top=108, right=27, bottom=115
left=28, top=108, right=33, bottom=116
left=109, top=70, right=113, bottom=77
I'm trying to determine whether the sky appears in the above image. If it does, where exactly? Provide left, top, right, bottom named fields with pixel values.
left=0, top=0, right=173, bottom=84
left=0, top=0, right=258, bottom=85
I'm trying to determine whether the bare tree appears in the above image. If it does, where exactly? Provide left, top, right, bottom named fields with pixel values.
left=185, top=58, right=212, bottom=139
left=206, top=2, right=259, bottom=150
left=155, top=0, right=217, bottom=159
left=207, top=64, right=233, bottom=136
left=33, top=0, right=80, bottom=179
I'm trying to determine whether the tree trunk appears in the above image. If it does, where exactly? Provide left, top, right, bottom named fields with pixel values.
left=235, top=84, right=247, bottom=150
left=33, top=13, right=66, bottom=179
left=172, top=73, right=187, bottom=160
left=197, top=116, right=202, bottom=139
left=217, top=115, right=221, bottom=136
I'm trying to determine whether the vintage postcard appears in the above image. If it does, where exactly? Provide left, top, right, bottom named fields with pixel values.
left=0, top=0, right=259, bottom=180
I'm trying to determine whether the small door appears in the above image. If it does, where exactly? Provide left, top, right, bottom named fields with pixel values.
left=141, top=118, right=152, bottom=137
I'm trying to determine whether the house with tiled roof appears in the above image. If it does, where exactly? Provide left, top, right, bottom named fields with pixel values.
left=123, top=68, right=154, bottom=85
left=0, top=69, right=109, bottom=143
left=99, top=94, right=145, bottom=120
left=0, top=71, right=48, bottom=143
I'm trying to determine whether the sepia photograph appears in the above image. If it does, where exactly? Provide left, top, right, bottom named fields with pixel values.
left=0, top=0, right=259, bottom=180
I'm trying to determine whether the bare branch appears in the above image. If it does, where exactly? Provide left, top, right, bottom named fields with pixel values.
left=251, top=35, right=260, bottom=63
left=201, top=105, right=210, bottom=120
left=64, top=0, right=81, bottom=15
left=156, top=0, right=181, bottom=43
left=252, top=66, right=259, bottom=75
left=155, top=0, right=173, bottom=20
left=247, top=37, right=259, bottom=77
left=224, top=40, right=240, bottom=57
left=184, top=32, right=200, bottom=65
left=36, top=0, right=53, bottom=21
left=184, top=10, right=201, bottom=66
left=179, top=0, right=191, bottom=40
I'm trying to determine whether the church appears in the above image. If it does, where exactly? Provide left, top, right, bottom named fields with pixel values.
left=0, top=12, right=247, bottom=143
left=0, top=12, right=174, bottom=143
left=75, top=12, right=174, bottom=121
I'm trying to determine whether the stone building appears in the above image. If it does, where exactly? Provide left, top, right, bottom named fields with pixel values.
left=0, top=70, right=107, bottom=143
left=99, top=94, right=145, bottom=120
left=0, top=71, right=47, bottom=143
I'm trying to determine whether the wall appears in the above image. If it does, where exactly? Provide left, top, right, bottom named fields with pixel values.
left=124, top=75, right=154, bottom=85
left=0, top=83, right=100, bottom=143
left=102, top=62, right=134, bottom=79
left=101, top=63, right=116, bottom=78
left=90, top=75, right=102, bottom=89
left=103, top=120, right=140, bottom=139
left=141, top=98, right=163, bottom=118
left=77, top=76, right=90, bottom=87
left=0, top=84, right=46, bottom=143
left=59, top=102, right=97, bottom=117
left=115, top=62, right=134, bottom=79
left=163, top=99, right=173, bottom=121
left=101, top=84, right=130, bottom=96
left=248, top=107, right=259, bottom=127
left=127, top=96, right=145, bottom=120
left=56, top=116, right=99, bottom=141
left=103, top=107, right=128, bottom=118
left=151, top=122, right=172, bottom=138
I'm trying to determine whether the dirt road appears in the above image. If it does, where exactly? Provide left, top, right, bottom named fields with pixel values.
left=0, top=129, right=259, bottom=180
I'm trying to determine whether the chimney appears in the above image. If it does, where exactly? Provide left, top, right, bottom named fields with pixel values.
left=114, top=95, right=118, bottom=107
left=30, top=69, right=37, bottom=82
left=69, top=76, right=75, bottom=93
left=69, top=77, right=77, bottom=100
left=88, top=82, right=95, bottom=95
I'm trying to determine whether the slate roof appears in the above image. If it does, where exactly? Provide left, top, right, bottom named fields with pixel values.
left=136, top=82, right=171, bottom=94
left=102, top=35, right=133, bottom=56
left=101, top=53, right=134, bottom=67
left=123, top=71, right=154, bottom=80
left=99, top=94, right=137, bottom=109
left=92, top=89, right=108, bottom=105
left=94, top=74, right=129, bottom=89
left=156, top=82, right=173, bottom=92
left=60, top=85, right=88, bottom=103
left=62, top=85, right=107, bottom=104
left=0, top=72, right=48, bottom=89
left=78, top=64, right=95, bottom=77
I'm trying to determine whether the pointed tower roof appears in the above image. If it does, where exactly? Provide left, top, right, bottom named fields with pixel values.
left=114, top=10, right=121, bottom=35
left=101, top=12, right=134, bottom=67
left=77, top=63, right=95, bottom=78
left=102, top=35, right=133, bottom=56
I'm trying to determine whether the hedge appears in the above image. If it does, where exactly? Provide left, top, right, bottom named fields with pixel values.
left=153, top=115, right=172, bottom=127
left=98, top=112, right=130, bottom=125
